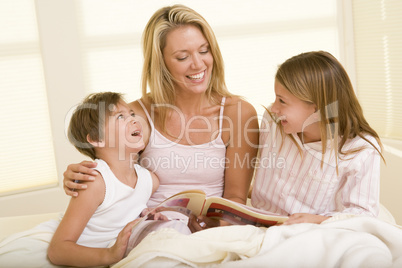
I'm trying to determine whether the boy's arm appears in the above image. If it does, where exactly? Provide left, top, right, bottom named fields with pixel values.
left=48, top=172, right=125, bottom=266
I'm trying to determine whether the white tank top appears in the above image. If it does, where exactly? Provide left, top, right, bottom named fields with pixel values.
left=76, top=159, right=153, bottom=248
left=138, top=98, right=227, bottom=207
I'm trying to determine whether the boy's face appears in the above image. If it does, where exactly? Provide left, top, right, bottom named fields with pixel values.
left=104, top=100, right=145, bottom=155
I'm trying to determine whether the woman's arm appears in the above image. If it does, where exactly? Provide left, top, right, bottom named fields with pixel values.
left=48, top=173, right=131, bottom=267
left=63, top=161, right=98, bottom=197
left=150, top=172, right=160, bottom=194
left=221, top=97, right=259, bottom=204
left=188, top=98, right=259, bottom=233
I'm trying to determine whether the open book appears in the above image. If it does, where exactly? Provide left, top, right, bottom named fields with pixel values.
left=152, top=189, right=288, bottom=226
left=125, top=190, right=288, bottom=255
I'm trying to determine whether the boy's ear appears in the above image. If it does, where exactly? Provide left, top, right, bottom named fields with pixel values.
left=87, top=134, right=105, bottom=147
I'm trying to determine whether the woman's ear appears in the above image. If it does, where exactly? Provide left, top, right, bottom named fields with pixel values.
left=87, top=134, right=105, bottom=147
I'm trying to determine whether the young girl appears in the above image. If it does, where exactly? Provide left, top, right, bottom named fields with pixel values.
left=47, top=92, right=160, bottom=267
left=251, top=51, right=384, bottom=225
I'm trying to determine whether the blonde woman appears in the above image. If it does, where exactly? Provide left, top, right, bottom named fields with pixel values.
left=251, top=51, right=384, bottom=224
left=63, top=5, right=259, bottom=232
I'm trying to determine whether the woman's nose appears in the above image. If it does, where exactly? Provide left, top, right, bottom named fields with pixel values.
left=191, top=54, right=203, bottom=69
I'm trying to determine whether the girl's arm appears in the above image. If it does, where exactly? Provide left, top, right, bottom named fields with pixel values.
left=284, top=148, right=381, bottom=225
left=48, top=173, right=131, bottom=267
left=337, top=149, right=381, bottom=217
left=284, top=214, right=330, bottom=224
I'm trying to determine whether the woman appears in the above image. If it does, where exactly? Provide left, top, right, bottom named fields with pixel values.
left=63, top=4, right=259, bottom=231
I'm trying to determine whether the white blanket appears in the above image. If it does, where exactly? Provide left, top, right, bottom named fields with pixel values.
left=1, top=215, right=401, bottom=268
left=0, top=219, right=60, bottom=268
left=113, top=216, right=402, bottom=268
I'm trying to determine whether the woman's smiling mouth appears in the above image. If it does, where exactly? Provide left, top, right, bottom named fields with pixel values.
left=186, top=70, right=205, bottom=81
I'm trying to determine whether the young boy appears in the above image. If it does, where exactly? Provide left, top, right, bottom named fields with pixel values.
left=47, top=92, right=159, bottom=267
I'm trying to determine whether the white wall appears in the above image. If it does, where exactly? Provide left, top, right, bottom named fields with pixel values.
left=380, top=139, right=402, bottom=224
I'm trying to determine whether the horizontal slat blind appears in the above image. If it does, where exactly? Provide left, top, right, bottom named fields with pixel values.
left=353, top=0, right=402, bottom=139
left=75, top=0, right=338, bottom=118
left=0, top=0, right=58, bottom=195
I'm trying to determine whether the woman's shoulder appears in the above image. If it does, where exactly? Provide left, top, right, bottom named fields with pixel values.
left=130, top=97, right=149, bottom=110
left=223, top=96, right=257, bottom=117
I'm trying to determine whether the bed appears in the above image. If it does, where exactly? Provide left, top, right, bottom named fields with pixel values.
left=0, top=205, right=401, bottom=267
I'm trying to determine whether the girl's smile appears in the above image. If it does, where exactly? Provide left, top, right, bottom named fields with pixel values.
left=271, top=80, right=320, bottom=143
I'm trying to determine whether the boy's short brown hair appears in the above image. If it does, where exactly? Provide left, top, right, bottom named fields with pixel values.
left=68, top=92, right=123, bottom=159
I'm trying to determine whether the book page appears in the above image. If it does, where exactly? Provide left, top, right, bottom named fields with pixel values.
left=155, top=190, right=207, bottom=216
left=202, top=197, right=288, bottom=227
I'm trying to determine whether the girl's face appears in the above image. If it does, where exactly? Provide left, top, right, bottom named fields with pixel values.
left=162, top=25, right=213, bottom=96
left=271, top=80, right=320, bottom=143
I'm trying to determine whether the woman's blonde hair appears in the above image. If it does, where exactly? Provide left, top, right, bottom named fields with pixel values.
left=274, top=51, right=384, bottom=167
left=141, top=4, right=231, bottom=131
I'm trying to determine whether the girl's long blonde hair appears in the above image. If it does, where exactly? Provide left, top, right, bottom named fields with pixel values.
left=141, top=4, right=232, bottom=132
left=274, top=51, right=384, bottom=167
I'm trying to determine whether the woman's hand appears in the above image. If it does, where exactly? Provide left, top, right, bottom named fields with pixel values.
left=63, top=161, right=98, bottom=197
left=140, top=208, right=168, bottom=221
left=188, top=214, right=221, bottom=233
left=284, top=213, right=330, bottom=225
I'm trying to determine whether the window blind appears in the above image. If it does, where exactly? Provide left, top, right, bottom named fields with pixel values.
left=0, top=0, right=338, bottom=197
left=0, top=0, right=58, bottom=195
left=75, top=0, right=338, bottom=118
left=352, top=0, right=402, bottom=139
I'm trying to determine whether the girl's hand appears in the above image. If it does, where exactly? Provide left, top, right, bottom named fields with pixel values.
left=188, top=214, right=221, bottom=233
left=108, top=219, right=139, bottom=263
left=63, top=161, right=98, bottom=197
left=284, top=213, right=330, bottom=225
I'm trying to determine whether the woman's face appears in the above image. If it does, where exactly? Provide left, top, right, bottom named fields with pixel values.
left=162, top=25, right=213, bottom=96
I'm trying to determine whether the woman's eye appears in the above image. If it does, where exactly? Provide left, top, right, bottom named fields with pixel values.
left=130, top=112, right=136, bottom=117
left=200, top=50, right=209, bottom=54
left=117, top=114, right=124, bottom=119
left=279, top=99, right=285, bottom=104
left=177, top=56, right=187, bottom=61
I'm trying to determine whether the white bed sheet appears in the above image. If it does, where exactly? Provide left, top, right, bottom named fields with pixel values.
left=114, top=215, right=402, bottom=268
left=0, top=205, right=399, bottom=267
